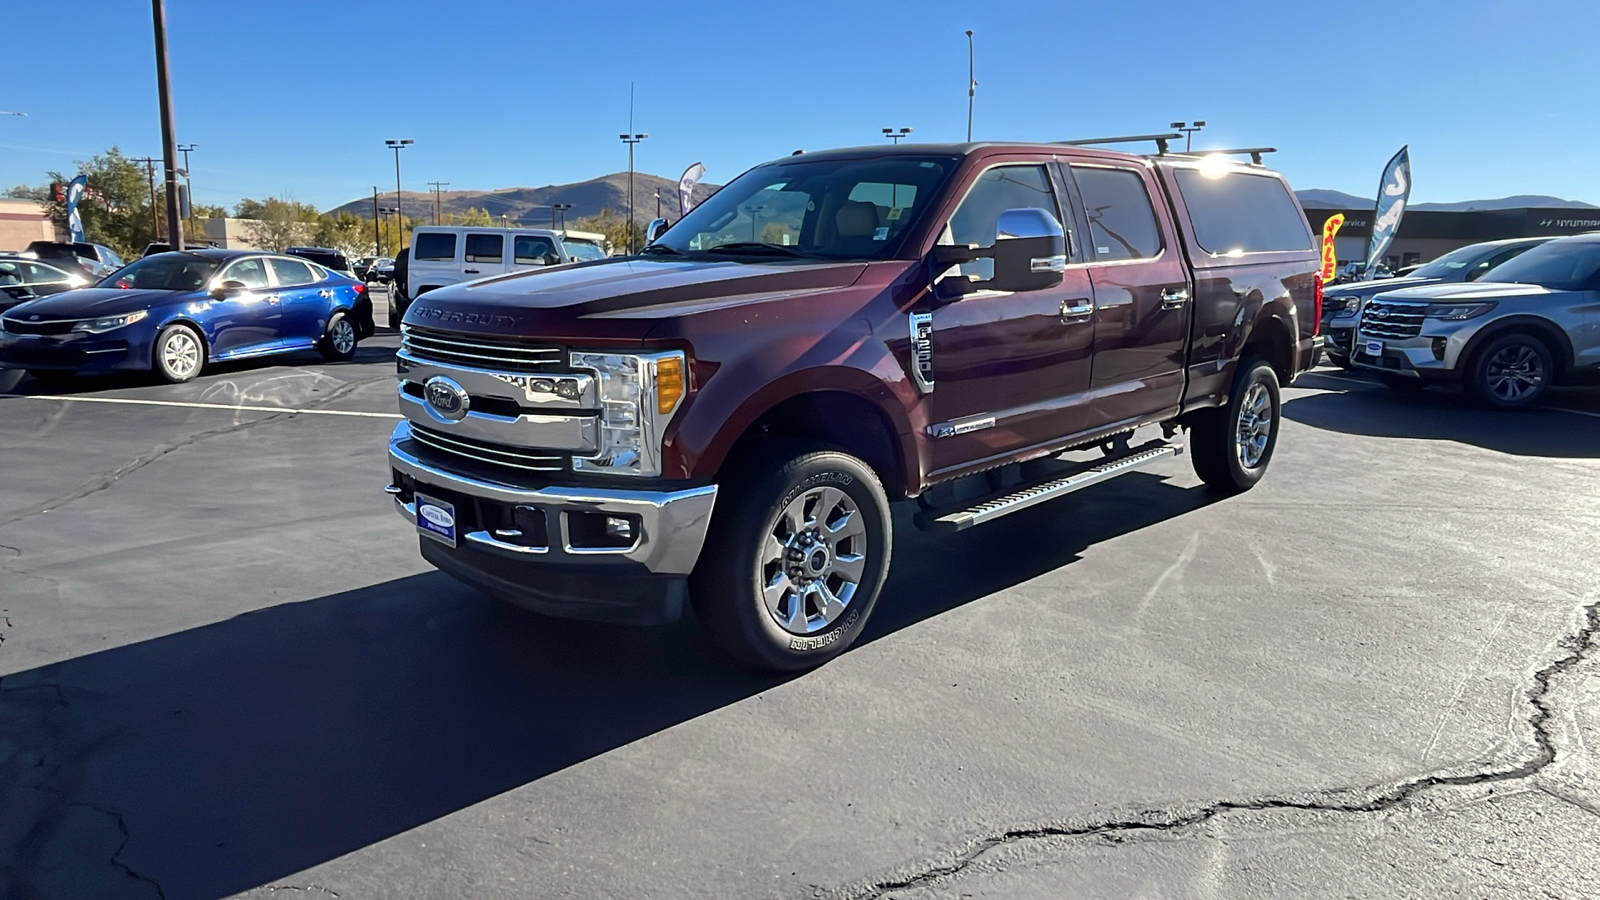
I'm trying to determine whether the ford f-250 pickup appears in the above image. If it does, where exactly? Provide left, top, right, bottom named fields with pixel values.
left=384, top=142, right=1323, bottom=671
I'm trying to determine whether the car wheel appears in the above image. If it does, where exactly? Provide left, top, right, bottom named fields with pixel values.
left=1468, top=332, right=1554, bottom=410
left=153, top=323, right=205, bottom=384
left=1189, top=356, right=1280, bottom=494
left=319, top=312, right=358, bottom=362
left=691, top=443, right=891, bottom=672
left=1377, top=373, right=1427, bottom=392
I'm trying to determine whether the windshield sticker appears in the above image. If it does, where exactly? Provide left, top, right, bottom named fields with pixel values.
left=874, top=227, right=889, bottom=241
left=1098, top=246, right=1111, bottom=255
left=887, top=208, right=904, bottom=221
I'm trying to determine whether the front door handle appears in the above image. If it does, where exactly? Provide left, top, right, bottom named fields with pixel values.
left=463, top=268, right=480, bottom=275
left=1161, top=288, right=1190, bottom=309
left=1060, top=299, right=1094, bottom=322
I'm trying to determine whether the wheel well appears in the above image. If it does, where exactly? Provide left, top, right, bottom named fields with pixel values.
left=1244, top=315, right=1294, bottom=384
left=731, top=391, right=905, bottom=499
left=1463, top=320, right=1573, bottom=376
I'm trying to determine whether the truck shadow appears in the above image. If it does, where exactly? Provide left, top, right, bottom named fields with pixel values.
left=1284, top=370, right=1600, bottom=458
left=0, top=474, right=1214, bottom=898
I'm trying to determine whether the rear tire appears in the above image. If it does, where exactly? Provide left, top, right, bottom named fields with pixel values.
left=691, top=443, right=892, bottom=672
left=1189, top=356, right=1280, bottom=494
left=1466, top=332, right=1554, bottom=410
left=319, top=312, right=358, bottom=362
left=153, top=323, right=205, bottom=384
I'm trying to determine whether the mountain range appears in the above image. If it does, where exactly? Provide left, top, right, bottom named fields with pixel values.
left=332, top=172, right=720, bottom=227
left=1295, top=189, right=1597, bottom=212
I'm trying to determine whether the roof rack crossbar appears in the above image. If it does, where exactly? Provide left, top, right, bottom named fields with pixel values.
left=1059, top=133, right=1183, bottom=155
left=1178, top=147, right=1279, bottom=165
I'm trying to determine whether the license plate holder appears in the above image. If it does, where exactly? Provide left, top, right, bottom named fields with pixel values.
left=1364, top=339, right=1384, bottom=358
left=414, top=492, right=458, bottom=547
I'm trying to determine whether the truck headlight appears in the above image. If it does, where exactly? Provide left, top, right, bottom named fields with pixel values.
left=71, top=310, right=149, bottom=334
left=569, top=350, right=687, bottom=477
left=1423, top=302, right=1496, bottom=321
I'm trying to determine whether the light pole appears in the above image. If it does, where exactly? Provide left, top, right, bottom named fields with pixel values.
left=152, top=0, right=184, bottom=249
left=882, top=127, right=913, bottom=144
left=1170, top=120, right=1206, bottom=153
left=551, top=203, right=573, bottom=232
left=966, top=30, right=976, bottom=142
left=372, top=187, right=381, bottom=254
left=385, top=138, right=412, bottom=236
left=177, top=142, right=197, bottom=239
left=378, top=207, right=397, bottom=255
left=619, top=132, right=648, bottom=253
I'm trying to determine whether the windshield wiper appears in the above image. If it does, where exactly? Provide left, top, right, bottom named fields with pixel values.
left=704, top=242, right=809, bottom=258
left=636, top=244, right=683, bottom=256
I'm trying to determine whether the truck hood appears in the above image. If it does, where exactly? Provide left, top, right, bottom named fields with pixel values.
left=403, top=257, right=870, bottom=343
left=2, top=287, right=183, bottom=320
left=1373, top=282, right=1559, bottom=303
left=1323, top=276, right=1440, bottom=300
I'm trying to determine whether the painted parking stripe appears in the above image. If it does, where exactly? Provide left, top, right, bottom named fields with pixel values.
left=19, top=394, right=402, bottom=419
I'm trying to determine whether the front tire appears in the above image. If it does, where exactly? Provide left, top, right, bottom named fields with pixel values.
left=1189, top=356, right=1281, bottom=494
left=1467, top=332, right=1554, bottom=410
left=320, top=312, right=358, bottom=362
left=153, top=323, right=205, bottom=384
left=691, top=444, right=892, bottom=672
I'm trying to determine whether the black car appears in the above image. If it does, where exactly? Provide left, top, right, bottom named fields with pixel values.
left=285, top=246, right=354, bottom=277
left=24, top=241, right=125, bottom=279
left=142, top=241, right=215, bottom=257
left=0, top=257, right=92, bottom=312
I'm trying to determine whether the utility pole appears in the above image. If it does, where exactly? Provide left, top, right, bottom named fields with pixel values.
left=177, top=142, right=197, bottom=239
left=966, top=30, right=976, bottom=142
left=152, top=0, right=183, bottom=249
left=132, top=156, right=160, bottom=240
left=372, top=186, right=382, bottom=255
left=655, top=189, right=661, bottom=218
left=427, top=180, right=448, bottom=224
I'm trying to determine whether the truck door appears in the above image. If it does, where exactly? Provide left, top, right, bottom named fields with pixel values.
left=461, top=232, right=506, bottom=281
left=923, top=162, right=1096, bottom=478
left=1067, top=163, right=1190, bottom=427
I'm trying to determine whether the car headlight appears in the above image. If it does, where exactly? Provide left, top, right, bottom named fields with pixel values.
left=71, top=310, right=149, bottom=334
left=569, top=350, right=687, bottom=477
left=1423, top=302, right=1496, bottom=321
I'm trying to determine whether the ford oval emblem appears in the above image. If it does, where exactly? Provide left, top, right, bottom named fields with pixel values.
left=423, top=375, right=470, bottom=422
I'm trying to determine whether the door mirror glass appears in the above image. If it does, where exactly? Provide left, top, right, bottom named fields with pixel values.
left=645, top=218, right=670, bottom=244
left=210, top=280, right=247, bottom=300
left=989, top=208, right=1066, bottom=293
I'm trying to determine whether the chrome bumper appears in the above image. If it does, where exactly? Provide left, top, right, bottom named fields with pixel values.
left=387, top=421, right=717, bottom=575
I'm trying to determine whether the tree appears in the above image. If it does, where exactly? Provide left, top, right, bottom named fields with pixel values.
left=27, top=148, right=164, bottom=259
left=236, top=196, right=319, bottom=252
left=313, top=211, right=371, bottom=259
left=573, top=208, right=642, bottom=255
left=454, top=207, right=494, bottom=227
left=4, top=185, right=48, bottom=201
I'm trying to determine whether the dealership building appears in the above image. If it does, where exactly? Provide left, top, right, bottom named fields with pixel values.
left=1301, top=204, right=1600, bottom=272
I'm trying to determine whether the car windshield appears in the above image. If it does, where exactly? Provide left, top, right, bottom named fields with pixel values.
left=648, top=155, right=958, bottom=261
left=563, top=240, right=608, bottom=261
left=98, top=253, right=221, bottom=292
left=1409, top=244, right=1489, bottom=279
left=1481, top=240, right=1600, bottom=291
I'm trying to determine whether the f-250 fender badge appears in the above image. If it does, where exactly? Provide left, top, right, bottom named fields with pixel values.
left=909, top=312, right=934, bottom=394
left=927, top=414, right=995, bottom=439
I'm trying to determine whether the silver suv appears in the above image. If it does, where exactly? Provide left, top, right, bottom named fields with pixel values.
left=1351, top=233, right=1600, bottom=409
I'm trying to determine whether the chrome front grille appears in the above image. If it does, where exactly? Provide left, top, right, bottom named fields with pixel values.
left=408, top=423, right=566, bottom=473
left=1359, top=300, right=1425, bottom=340
left=401, top=325, right=565, bottom=372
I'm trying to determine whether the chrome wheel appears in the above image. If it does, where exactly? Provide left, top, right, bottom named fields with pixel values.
left=1235, top=382, right=1272, bottom=469
left=330, top=318, right=356, bottom=355
left=761, top=485, right=867, bottom=636
left=1485, top=344, right=1544, bottom=403
left=162, top=330, right=201, bottom=379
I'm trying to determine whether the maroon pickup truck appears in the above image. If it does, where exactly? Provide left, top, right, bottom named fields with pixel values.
left=385, top=142, right=1323, bottom=670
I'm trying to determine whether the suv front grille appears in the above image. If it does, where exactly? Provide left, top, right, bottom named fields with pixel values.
left=1360, top=300, right=1425, bottom=340
left=2, top=317, right=76, bottom=336
left=409, top=423, right=566, bottom=474
left=401, top=324, right=564, bottom=372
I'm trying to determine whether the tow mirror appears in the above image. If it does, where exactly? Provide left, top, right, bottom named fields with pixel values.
left=209, top=279, right=247, bottom=300
left=645, top=218, right=670, bottom=244
left=989, top=208, right=1066, bottom=293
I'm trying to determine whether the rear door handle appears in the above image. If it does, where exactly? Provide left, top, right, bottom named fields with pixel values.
left=463, top=268, right=480, bottom=275
left=1161, top=288, right=1190, bottom=309
left=1060, top=299, right=1095, bottom=322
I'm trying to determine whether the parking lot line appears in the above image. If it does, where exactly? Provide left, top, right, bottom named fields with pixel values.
left=18, top=394, right=403, bottom=419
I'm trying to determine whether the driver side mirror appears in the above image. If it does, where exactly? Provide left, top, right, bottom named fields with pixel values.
left=543, top=253, right=560, bottom=266
left=209, top=280, right=247, bottom=300
left=645, top=218, right=670, bottom=244
left=989, top=208, right=1066, bottom=293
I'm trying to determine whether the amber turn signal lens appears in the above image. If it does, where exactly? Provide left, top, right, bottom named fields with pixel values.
left=656, top=356, right=685, bottom=414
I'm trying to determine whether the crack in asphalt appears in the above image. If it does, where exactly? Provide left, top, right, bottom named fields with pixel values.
left=824, top=596, right=1600, bottom=899
left=75, top=804, right=167, bottom=900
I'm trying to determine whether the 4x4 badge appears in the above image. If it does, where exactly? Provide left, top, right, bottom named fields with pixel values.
left=909, top=312, right=934, bottom=394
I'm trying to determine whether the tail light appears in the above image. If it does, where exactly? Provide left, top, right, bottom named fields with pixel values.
left=353, top=282, right=366, bottom=294
left=1312, top=274, right=1324, bottom=336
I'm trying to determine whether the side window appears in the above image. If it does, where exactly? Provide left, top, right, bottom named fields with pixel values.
left=1072, top=166, right=1164, bottom=262
left=413, top=232, right=457, bottom=261
left=1468, top=246, right=1529, bottom=281
left=464, top=233, right=504, bottom=263
left=221, top=257, right=270, bottom=288
left=944, top=165, right=1059, bottom=281
left=0, top=262, right=20, bottom=285
left=267, top=257, right=315, bottom=287
left=514, top=235, right=557, bottom=264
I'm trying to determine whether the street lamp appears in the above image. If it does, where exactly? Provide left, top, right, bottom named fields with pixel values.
left=620, top=132, right=647, bottom=253
left=385, top=138, right=413, bottom=232
left=551, top=203, right=573, bottom=232
left=882, top=127, right=913, bottom=144
left=1170, top=120, right=1206, bottom=153
left=176, top=142, right=197, bottom=236
left=378, top=206, right=397, bottom=256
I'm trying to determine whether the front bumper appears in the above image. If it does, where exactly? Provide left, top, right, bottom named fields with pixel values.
left=387, top=421, right=718, bottom=625
left=0, top=332, right=140, bottom=371
left=1321, top=317, right=1357, bottom=358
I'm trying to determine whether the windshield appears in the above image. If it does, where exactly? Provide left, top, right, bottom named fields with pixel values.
left=1410, top=244, right=1488, bottom=279
left=99, top=253, right=221, bottom=292
left=649, top=155, right=958, bottom=261
left=563, top=240, right=608, bottom=262
left=1481, top=240, right=1600, bottom=291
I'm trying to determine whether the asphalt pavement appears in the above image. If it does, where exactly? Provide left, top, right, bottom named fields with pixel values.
left=2, top=309, right=1599, bottom=899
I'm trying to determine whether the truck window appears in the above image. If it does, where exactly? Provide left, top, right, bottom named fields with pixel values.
left=562, top=240, right=608, bottom=261
left=465, top=233, right=504, bottom=263
left=944, top=165, right=1059, bottom=281
left=1071, top=167, right=1163, bottom=262
left=1171, top=169, right=1312, bottom=255
left=514, top=235, right=558, bottom=264
left=414, top=232, right=457, bottom=261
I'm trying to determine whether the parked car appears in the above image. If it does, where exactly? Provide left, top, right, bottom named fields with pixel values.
left=397, top=226, right=597, bottom=323
left=383, top=142, right=1321, bottom=671
left=1321, top=237, right=1550, bottom=367
left=142, top=241, right=214, bottom=257
left=354, top=256, right=392, bottom=281
left=1351, top=232, right=1600, bottom=408
left=285, top=246, right=357, bottom=279
left=0, top=257, right=90, bottom=311
left=0, top=249, right=371, bottom=384
left=24, top=241, right=124, bottom=279
left=559, top=230, right=611, bottom=260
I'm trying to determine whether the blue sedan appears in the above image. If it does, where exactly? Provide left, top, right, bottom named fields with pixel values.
left=0, top=249, right=374, bottom=383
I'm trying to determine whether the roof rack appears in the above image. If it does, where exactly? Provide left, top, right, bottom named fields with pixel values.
left=1060, top=133, right=1184, bottom=154
left=1177, top=147, right=1278, bottom=165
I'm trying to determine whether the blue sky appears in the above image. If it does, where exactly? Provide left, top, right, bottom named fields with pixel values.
left=3, top=0, right=1595, bottom=212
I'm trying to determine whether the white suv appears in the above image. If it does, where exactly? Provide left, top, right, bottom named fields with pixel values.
left=406, top=226, right=601, bottom=299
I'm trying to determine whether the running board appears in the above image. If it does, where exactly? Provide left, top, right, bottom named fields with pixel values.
left=923, top=441, right=1182, bottom=532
